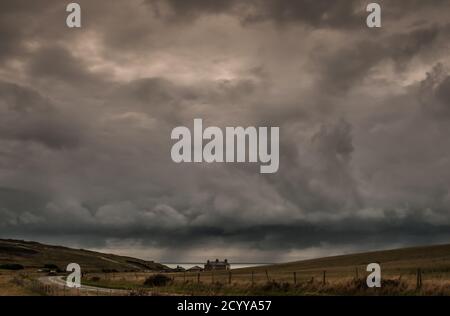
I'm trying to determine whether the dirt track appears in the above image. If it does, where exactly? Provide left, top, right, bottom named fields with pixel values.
left=38, top=276, right=128, bottom=295
left=38, top=275, right=184, bottom=296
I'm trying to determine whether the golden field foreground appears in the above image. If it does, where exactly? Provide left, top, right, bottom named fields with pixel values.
left=2, top=243, right=450, bottom=296
left=80, top=243, right=450, bottom=295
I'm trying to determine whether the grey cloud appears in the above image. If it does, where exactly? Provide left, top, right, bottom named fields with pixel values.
left=241, top=0, right=362, bottom=27
left=0, top=81, right=84, bottom=149
left=419, top=63, right=450, bottom=119
left=0, top=81, right=51, bottom=113
left=3, top=210, right=450, bottom=263
left=0, top=0, right=450, bottom=262
left=26, top=46, right=110, bottom=92
left=0, top=22, right=22, bottom=62
left=314, top=24, right=450, bottom=94
left=151, top=0, right=362, bottom=30
left=389, top=26, right=440, bottom=65
left=149, top=0, right=450, bottom=29
left=0, top=1, right=68, bottom=63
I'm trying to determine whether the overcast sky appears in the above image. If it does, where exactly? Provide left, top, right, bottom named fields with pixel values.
left=1, top=0, right=450, bottom=263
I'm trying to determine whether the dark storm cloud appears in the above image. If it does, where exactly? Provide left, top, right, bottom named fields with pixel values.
left=113, top=78, right=194, bottom=116
left=419, top=63, right=450, bottom=119
left=0, top=81, right=84, bottom=149
left=314, top=23, right=450, bottom=94
left=0, top=81, right=51, bottom=112
left=148, top=0, right=450, bottom=28
left=147, top=0, right=365, bottom=28
left=1, top=0, right=450, bottom=261
left=0, top=0, right=68, bottom=62
left=3, top=209, right=450, bottom=262
left=26, top=46, right=103, bottom=89
left=0, top=22, right=21, bottom=62
left=389, top=26, right=441, bottom=65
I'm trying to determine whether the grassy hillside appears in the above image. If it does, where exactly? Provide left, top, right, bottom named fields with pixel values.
left=236, top=243, right=450, bottom=275
left=0, top=239, right=166, bottom=272
left=77, top=243, right=450, bottom=296
left=2, top=239, right=450, bottom=295
left=240, top=244, right=450, bottom=271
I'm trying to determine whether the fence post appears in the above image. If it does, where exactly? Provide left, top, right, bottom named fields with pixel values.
left=184, top=272, right=186, bottom=282
left=228, top=271, right=232, bottom=284
left=322, top=271, right=326, bottom=285
left=265, top=269, right=270, bottom=282
left=211, top=271, right=214, bottom=284
left=419, top=268, right=422, bottom=288
left=197, top=272, right=200, bottom=284
left=251, top=271, right=254, bottom=287
left=416, top=268, right=422, bottom=289
left=355, top=267, right=359, bottom=279
left=293, top=272, right=297, bottom=285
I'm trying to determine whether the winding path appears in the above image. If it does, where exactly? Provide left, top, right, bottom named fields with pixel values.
left=38, top=276, right=128, bottom=295
left=38, top=275, right=184, bottom=296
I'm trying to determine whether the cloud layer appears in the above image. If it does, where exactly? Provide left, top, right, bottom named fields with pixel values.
left=1, top=0, right=450, bottom=262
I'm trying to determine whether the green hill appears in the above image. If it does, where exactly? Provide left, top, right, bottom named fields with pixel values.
left=0, top=239, right=167, bottom=272
left=236, top=243, right=450, bottom=277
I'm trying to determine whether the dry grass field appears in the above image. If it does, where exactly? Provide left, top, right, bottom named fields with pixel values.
left=81, top=243, right=450, bottom=295
left=0, top=270, right=38, bottom=296
left=79, top=269, right=450, bottom=296
left=0, top=239, right=166, bottom=272
left=1, top=241, right=450, bottom=295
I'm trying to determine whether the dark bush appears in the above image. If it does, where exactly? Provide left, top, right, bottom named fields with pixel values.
left=0, top=263, right=24, bottom=270
left=260, top=281, right=291, bottom=292
left=43, top=264, right=60, bottom=270
left=90, top=276, right=101, bottom=282
left=144, top=274, right=171, bottom=287
left=261, top=281, right=290, bottom=292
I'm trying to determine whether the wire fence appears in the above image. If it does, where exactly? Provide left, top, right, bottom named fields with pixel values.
left=167, top=267, right=429, bottom=288
left=9, top=267, right=449, bottom=296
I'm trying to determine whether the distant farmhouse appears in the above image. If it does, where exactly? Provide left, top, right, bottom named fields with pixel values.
left=173, top=265, right=186, bottom=272
left=204, top=259, right=230, bottom=271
